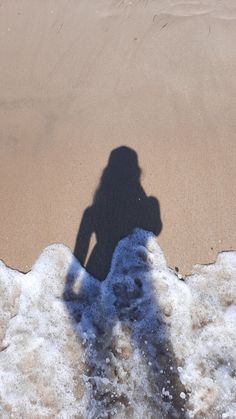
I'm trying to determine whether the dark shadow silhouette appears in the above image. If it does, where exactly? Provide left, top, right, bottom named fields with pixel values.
left=64, top=148, right=187, bottom=417
left=74, top=146, right=162, bottom=280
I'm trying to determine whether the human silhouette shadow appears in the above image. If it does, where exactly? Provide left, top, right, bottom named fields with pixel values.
left=64, top=149, right=187, bottom=417
left=74, top=146, right=162, bottom=280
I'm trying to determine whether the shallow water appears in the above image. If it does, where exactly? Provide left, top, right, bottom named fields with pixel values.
left=0, top=229, right=236, bottom=418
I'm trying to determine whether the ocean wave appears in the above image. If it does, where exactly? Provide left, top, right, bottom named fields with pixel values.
left=0, top=229, right=236, bottom=418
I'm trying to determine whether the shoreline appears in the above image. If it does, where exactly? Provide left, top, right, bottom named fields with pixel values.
left=0, top=0, right=236, bottom=275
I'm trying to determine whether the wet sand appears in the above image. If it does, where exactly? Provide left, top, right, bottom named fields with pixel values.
left=0, top=0, right=236, bottom=275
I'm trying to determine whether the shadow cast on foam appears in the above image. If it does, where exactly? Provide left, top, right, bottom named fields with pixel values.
left=63, top=230, right=187, bottom=418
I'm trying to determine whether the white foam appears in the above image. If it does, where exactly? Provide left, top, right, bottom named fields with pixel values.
left=0, top=229, right=236, bottom=418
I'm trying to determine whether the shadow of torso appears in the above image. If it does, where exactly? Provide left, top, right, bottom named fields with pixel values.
left=74, top=186, right=162, bottom=280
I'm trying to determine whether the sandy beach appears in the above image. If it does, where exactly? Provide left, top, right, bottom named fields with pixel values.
left=0, top=0, right=236, bottom=275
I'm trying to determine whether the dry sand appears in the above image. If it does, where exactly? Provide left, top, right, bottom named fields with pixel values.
left=0, top=0, right=235, bottom=275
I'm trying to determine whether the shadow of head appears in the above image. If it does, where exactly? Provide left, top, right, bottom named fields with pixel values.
left=103, top=146, right=141, bottom=184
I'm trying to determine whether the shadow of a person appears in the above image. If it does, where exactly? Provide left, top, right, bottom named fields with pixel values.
left=74, top=146, right=162, bottom=280
left=64, top=149, right=187, bottom=417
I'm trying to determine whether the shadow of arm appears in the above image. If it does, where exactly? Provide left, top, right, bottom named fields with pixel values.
left=74, top=207, right=94, bottom=266
left=147, top=196, right=162, bottom=236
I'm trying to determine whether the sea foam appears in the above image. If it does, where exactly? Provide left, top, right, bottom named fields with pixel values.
left=0, top=229, right=236, bottom=418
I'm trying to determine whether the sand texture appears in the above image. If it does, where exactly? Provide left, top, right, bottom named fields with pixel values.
left=0, top=0, right=236, bottom=274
